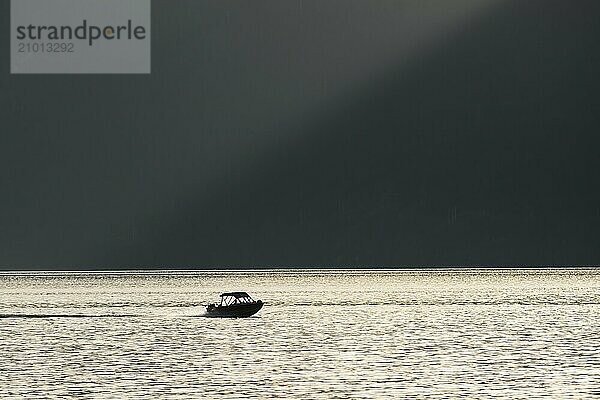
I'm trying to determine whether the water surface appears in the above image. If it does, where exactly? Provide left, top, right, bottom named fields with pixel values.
left=1, top=269, right=599, bottom=398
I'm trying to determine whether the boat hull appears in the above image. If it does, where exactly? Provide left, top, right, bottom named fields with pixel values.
left=205, top=301, right=263, bottom=318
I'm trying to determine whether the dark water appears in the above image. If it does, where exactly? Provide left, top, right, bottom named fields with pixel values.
left=1, top=269, right=599, bottom=398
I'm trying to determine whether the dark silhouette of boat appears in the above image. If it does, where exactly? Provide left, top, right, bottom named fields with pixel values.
left=205, top=292, right=263, bottom=318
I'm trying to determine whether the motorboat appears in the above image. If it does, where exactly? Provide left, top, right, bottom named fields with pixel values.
left=205, top=292, right=263, bottom=318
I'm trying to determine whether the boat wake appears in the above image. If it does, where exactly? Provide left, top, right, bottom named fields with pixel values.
left=0, top=314, right=137, bottom=319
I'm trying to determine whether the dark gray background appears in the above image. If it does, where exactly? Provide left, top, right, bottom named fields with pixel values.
left=1, top=0, right=599, bottom=269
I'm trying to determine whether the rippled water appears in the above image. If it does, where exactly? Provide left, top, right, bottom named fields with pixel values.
left=1, top=269, right=599, bottom=399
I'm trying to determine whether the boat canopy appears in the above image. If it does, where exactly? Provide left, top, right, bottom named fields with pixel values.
left=218, top=292, right=256, bottom=306
left=220, top=292, right=251, bottom=299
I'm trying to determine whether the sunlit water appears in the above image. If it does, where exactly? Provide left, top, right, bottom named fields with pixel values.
left=1, top=269, right=599, bottom=399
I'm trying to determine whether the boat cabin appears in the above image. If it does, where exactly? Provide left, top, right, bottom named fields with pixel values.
left=218, top=292, right=257, bottom=306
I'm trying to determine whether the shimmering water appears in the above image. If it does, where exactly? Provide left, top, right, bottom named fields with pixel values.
left=1, top=269, right=599, bottom=399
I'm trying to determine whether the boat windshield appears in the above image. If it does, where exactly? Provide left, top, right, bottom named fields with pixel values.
left=219, top=292, right=255, bottom=306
